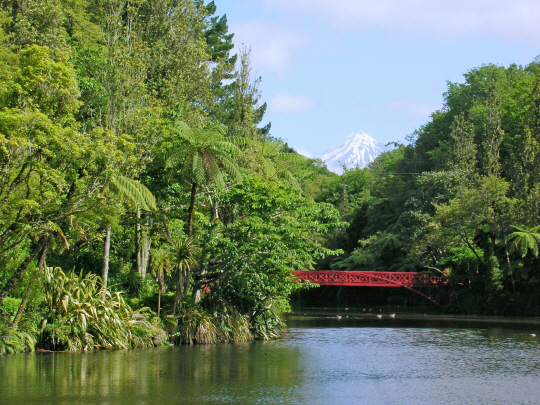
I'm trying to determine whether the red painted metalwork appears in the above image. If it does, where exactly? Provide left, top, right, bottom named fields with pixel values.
left=291, top=271, right=462, bottom=308
left=291, top=271, right=449, bottom=288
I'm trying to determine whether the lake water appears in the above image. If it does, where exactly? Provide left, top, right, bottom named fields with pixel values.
left=2, top=309, right=540, bottom=404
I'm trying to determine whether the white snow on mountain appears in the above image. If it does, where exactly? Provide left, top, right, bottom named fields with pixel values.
left=317, top=132, right=389, bottom=175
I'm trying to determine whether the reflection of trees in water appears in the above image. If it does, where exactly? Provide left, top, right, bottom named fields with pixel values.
left=0, top=342, right=302, bottom=403
left=175, top=342, right=302, bottom=400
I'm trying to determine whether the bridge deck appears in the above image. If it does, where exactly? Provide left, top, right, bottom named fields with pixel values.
left=291, top=270, right=450, bottom=288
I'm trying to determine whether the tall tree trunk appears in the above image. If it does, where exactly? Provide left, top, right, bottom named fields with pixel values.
left=135, top=207, right=141, bottom=274
left=187, top=183, right=197, bottom=237
left=173, top=270, right=184, bottom=316
left=506, top=250, right=516, bottom=295
left=194, top=195, right=217, bottom=304
left=102, top=226, right=111, bottom=288
left=157, top=268, right=163, bottom=318
left=0, top=235, right=49, bottom=306
left=135, top=209, right=151, bottom=279
left=140, top=234, right=151, bottom=280
left=163, top=217, right=172, bottom=239
left=184, top=269, right=191, bottom=298
left=157, top=288, right=161, bottom=318
left=178, top=183, right=197, bottom=305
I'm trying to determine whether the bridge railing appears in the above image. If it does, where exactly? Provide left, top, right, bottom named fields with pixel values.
left=291, top=270, right=463, bottom=288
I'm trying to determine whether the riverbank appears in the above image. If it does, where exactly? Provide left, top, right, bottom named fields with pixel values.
left=287, top=307, right=540, bottom=329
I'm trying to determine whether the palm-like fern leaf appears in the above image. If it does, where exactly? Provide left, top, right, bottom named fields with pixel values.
left=192, top=153, right=206, bottom=185
left=109, top=175, right=156, bottom=211
left=167, top=120, right=246, bottom=188
left=506, top=225, right=540, bottom=258
left=219, top=154, right=243, bottom=183
left=274, top=152, right=307, bottom=163
left=374, top=233, right=402, bottom=252
left=251, top=140, right=305, bottom=190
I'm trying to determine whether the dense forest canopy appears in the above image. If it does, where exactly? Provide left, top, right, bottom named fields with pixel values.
left=1, top=0, right=540, bottom=354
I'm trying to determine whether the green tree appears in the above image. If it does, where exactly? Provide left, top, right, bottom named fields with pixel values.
left=0, top=46, right=131, bottom=305
left=206, top=175, right=345, bottom=335
left=450, top=113, right=477, bottom=174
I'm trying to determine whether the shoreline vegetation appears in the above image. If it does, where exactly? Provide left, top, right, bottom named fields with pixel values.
left=2, top=0, right=540, bottom=355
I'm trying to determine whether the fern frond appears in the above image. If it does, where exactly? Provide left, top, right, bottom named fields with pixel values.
left=212, top=140, right=242, bottom=156
left=199, top=123, right=227, bottom=145
left=192, top=153, right=206, bottom=185
left=173, top=120, right=191, bottom=133
left=262, top=141, right=282, bottom=156
left=219, top=155, right=243, bottom=183
left=165, top=151, right=185, bottom=169
left=110, top=175, right=156, bottom=211
left=278, top=170, right=301, bottom=191
left=506, top=225, right=540, bottom=258
left=256, top=154, right=275, bottom=177
left=202, top=122, right=228, bottom=136
left=212, top=161, right=226, bottom=190
left=275, top=152, right=306, bottom=162
left=227, top=136, right=254, bottom=148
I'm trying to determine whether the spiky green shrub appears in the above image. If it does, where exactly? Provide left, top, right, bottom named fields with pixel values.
left=174, top=303, right=253, bottom=344
left=175, top=306, right=218, bottom=344
left=212, top=305, right=253, bottom=343
left=40, top=267, right=167, bottom=351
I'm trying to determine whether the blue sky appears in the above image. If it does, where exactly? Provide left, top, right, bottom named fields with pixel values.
left=220, top=0, right=540, bottom=157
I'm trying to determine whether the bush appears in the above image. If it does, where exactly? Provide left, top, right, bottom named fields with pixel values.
left=174, top=302, right=253, bottom=344
left=39, top=267, right=168, bottom=351
left=0, top=297, right=22, bottom=320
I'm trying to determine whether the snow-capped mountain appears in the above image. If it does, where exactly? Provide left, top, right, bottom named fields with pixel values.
left=317, top=132, right=388, bottom=175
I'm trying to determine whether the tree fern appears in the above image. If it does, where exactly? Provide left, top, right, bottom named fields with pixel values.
left=506, top=225, right=540, bottom=258
left=250, top=140, right=306, bottom=191
left=166, top=120, right=245, bottom=190
left=375, top=233, right=402, bottom=253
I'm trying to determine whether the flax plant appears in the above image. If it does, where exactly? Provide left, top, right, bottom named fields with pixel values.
left=41, top=267, right=166, bottom=351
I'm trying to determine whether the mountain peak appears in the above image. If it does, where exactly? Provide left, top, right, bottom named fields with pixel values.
left=317, top=131, right=388, bottom=175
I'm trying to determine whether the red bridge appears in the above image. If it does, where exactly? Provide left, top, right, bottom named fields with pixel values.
left=292, top=271, right=463, bottom=308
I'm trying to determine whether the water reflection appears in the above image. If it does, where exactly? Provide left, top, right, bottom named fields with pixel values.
left=0, top=342, right=303, bottom=405
left=2, top=313, right=540, bottom=404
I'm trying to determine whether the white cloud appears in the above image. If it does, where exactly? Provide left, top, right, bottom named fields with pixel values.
left=230, top=19, right=308, bottom=76
left=262, top=0, right=540, bottom=44
left=267, top=93, right=319, bottom=115
left=385, top=98, right=440, bottom=120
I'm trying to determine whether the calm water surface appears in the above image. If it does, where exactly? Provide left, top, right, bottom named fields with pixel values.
left=2, top=310, right=540, bottom=404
